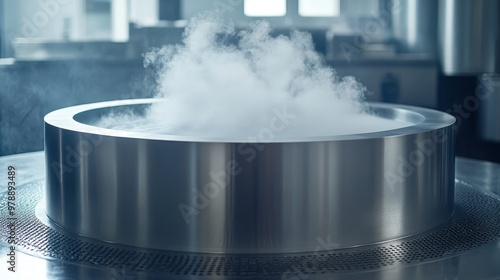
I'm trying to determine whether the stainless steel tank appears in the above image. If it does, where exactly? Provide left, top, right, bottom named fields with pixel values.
left=479, top=74, right=500, bottom=142
left=44, top=99, right=455, bottom=253
left=438, top=0, right=500, bottom=75
left=392, top=0, right=438, bottom=54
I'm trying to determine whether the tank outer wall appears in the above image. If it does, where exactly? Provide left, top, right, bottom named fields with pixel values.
left=44, top=104, right=455, bottom=254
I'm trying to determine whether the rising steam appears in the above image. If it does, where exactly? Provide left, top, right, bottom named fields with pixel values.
left=100, top=14, right=409, bottom=139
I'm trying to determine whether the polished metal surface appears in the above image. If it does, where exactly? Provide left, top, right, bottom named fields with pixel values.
left=392, top=0, right=437, bottom=54
left=0, top=154, right=499, bottom=280
left=44, top=99, right=455, bottom=254
left=456, top=157, right=500, bottom=196
left=438, top=0, right=500, bottom=75
left=479, top=74, right=500, bottom=143
left=0, top=151, right=44, bottom=189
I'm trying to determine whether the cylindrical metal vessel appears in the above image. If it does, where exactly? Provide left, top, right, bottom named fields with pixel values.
left=392, top=0, right=438, bottom=54
left=44, top=99, right=455, bottom=253
left=479, top=74, right=500, bottom=142
left=438, top=0, right=500, bottom=75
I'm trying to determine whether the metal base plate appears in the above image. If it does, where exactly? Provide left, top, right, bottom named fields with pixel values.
left=1, top=180, right=500, bottom=279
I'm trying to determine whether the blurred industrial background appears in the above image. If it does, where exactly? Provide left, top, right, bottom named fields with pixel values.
left=0, top=0, right=499, bottom=162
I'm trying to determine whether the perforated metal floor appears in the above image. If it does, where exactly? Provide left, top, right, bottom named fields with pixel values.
left=1, top=180, right=500, bottom=277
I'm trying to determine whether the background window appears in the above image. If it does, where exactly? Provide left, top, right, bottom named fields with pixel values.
left=299, top=0, right=340, bottom=17
left=244, top=0, right=287, bottom=17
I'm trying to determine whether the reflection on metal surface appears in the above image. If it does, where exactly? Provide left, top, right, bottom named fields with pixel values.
left=456, top=157, right=500, bottom=196
left=44, top=99, right=455, bottom=253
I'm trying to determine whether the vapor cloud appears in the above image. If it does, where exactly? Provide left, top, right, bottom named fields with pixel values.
left=101, top=14, right=409, bottom=139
